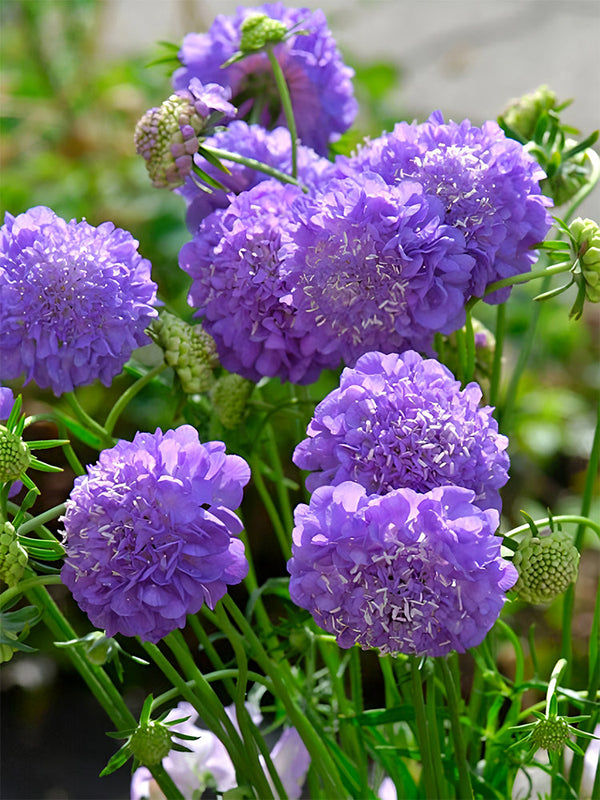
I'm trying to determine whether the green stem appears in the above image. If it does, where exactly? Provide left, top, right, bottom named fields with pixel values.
left=490, top=302, right=507, bottom=408
left=16, top=503, right=66, bottom=537
left=263, top=417, right=295, bottom=538
left=410, top=658, right=442, bottom=800
left=220, top=593, right=348, bottom=798
left=505, top=514, right=600, bottom=541
left=267, top=44, right=298, bottom=179
left=438, top=656, right=474, bottom=800
left=480, top=261, right=571, bottom=299
left=104, top=362, right=168, bottom=436
left=25, top=585, right=183, bottom=798
left=1, top=574, right=62, bottom=610
left=201, top=144, right=306, bottom=189
left=498, top=273, right=552, bottom=434
left=464, top=307, right=476, bottom=384
left=250, top=452, right=291, bottom=560
left=64, top=392, right=115, bottom=448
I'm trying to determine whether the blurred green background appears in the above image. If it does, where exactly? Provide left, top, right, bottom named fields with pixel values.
left=1, top=1, right=598, bottom=798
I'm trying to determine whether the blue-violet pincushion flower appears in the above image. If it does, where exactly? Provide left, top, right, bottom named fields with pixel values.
left=180, top=180, right=340, bottom=384
left=288, top=481, right=518, bottom=656
left=288, top=172, right=476, bottom=363
left=293, top=350, right=509, bottom=512
left=0, top=206, right=158, bottom=395
left=173, top=3, right=357, bottom=155
left=61, top=426, right=250, bottom=643
left=337, top=111, right=553, bottom=302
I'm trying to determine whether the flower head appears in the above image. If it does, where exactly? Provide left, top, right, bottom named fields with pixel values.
left=294, top=350, right=509, bottom=512
left=0, top=207, right=158, bottom=396
left=150, top=311, right=219, bottom=394
left=135, top=80, right=235, bottom=189
left=0, top=520, right=28, bottom=588
left=178, top=121, right=333, bottom=232
left=288, top=172, right=476, bottom=363
left=61, top=426, right=250, bottom=642
left=337, top=111, right=553, bottom=302
left=173, top=3, right=357, bottom=154
left=180, top=180, right=339, bottom=384
left=288, top=482, right=517, bottom=656
left=512, top=528, right=580, bottom=604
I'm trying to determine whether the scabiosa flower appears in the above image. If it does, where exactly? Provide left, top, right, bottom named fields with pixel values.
left=180, top=180, right=339, bottom=384
left=293, top=350, right=509, bottom=512
left=178, top=121, right=334, bottom=232
left=172, top=3, right=357, bottom=155
left=61, top=426, right=250, bottom=643
left=288, top=172, right=476, bottom=363
left=337, top=111, right=553, bottom=302
left=135, top=79, right=235, bottom=189
left=0, top=207, right=158, bottom=396
left=288, top=482, right=517, bottom=657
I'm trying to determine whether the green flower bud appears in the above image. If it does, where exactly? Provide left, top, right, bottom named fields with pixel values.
left=530, top=716, right=571, bottom=752
left=129, top=721, right=173, bottom=766
left=151, top=312, right=219, bottom=394
left=0, top=521, right=28, bottom=588
left=543, top=143, right=591, bottom=207
left=513, top=528, right=579, bottom=604
left=502, top=85, right=557, bottom=141
left=210, top=374, right=254, bottom=429
left=570, top=217, right=600, bottom=303
left=239, top=13, right=288, bottom=53
left=0, top=425, right=30, bottom=483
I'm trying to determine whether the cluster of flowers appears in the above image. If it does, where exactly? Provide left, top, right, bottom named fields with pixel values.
left=288, top=350, right=518, bottom=657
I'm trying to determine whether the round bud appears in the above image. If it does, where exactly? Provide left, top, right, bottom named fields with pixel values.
left=513, top=529, right=579, bottom=604
left=0, top=425, right=30, bottom=483
left=129, top=721, right=173, bottom=766
left=531, top=716, right=570, bottom=752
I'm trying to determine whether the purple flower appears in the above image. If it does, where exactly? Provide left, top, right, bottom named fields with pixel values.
left=0, top=387, right=14, bottom=421
left=135, top=79, right=235, bottom=189
left=178, top=121, right=334, bottom=232
left=0, top=206, right=158, bottom=396
left=337, top=111, right=553, bottom=302
left=130, top=700, right=310, bottom=800
left=61, top=426, right=250, bottom=643
left=288, top=172, right=476, bottom=363
left=180, top=180, right=339, bottom=384
left=293, top=350, right=509, bottom=512
left=288, top=481, right=517, bottom=656
left=173, top=3, right=357, bottom=155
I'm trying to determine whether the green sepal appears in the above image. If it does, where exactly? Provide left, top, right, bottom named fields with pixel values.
left=197, top=145, right=232, bottom=175
left=25, top=439, right=70, bottom=450
left=27, top=455, right=63, bottom=474
left=192, top=162, right=229, bottom=191
left=563, top=131, right=599, bottom=161
left=99, top=742, right=132, bottom=777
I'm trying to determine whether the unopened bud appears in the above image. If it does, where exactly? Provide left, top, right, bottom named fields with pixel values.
left=0, top=425, right=30, bottom=483
left=151, top=312, right=219, bottom=394
left=135, top=81, right=235, bottom=189
left=513, top=529, right=579, bottom=604
left=0, top=521, right=28, bottom=587
left=240, top=13, right=288, bottom=53
left=210, top=374, right=254, bottom=429
left=570, top=217, right=600, bottom=303
left=502, top=85, right=557, bottom=141
left=531, top=716, right=570, bottom=752
left=129, top=721, right=173, bottom=766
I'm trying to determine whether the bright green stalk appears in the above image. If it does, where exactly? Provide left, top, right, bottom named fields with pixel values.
left=104, top=362, right=168, bottom=436
left=490, top=302, right=507, bottom=409
left=201, top=144, right=305, bottom=189
left=410, top=658, right=442, bottom=799
left=16, top=503, right=66, bottom=537
left=464, top=307, right=476, bottom=384
left=250, top=451, right=292, bottom=560
left=25, top=585, right=183, bottom=799
left=64, top=392, right=115, bottom=448
left=505, top=515, right=600, bottom=540
left=220, top=593, right=348, bottom=798
left=266, top=45, right=298, bottom=178
left=438, top=656, right=474, bottom=800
